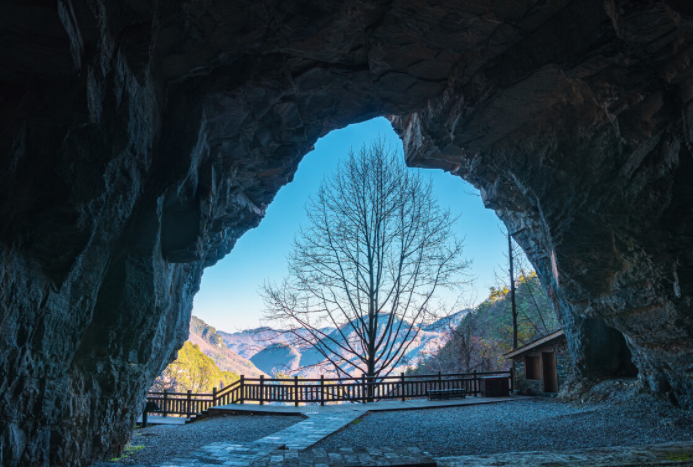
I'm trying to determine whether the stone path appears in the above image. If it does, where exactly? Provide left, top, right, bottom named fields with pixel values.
left=436, top=442, right=693, bottom=466
left=96, top=398, right=520, bottom=467
left=157, top=442, right=277, bottom=467
left=251, top=447, right=436, bottom=467
left=149, top=409, right=368, bottom=466
left=256, top=412, right=367, bottom=450
left=153, top=445, right=436, bottom=467
left=91, top=396, right=693, bottom=467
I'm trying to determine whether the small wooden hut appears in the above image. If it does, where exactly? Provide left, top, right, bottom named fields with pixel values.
left=504, top=329, right=571, bottom=396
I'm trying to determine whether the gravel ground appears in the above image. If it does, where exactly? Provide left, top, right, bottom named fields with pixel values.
left=119, top=415, right=304, bottom=464
left=314, top=396, right=693, bottom=457
left=115, top=395, right=693, bottom=464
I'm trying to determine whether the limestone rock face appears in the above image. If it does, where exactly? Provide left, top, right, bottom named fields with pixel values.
left=392, top=0, right=693, bottom=408
left=0, top=0, right=692, bottom=465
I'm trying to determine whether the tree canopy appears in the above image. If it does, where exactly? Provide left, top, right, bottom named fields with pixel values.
left=262, top=139, right=470, bottom=380
left=151, top=342, right=239, bottom=393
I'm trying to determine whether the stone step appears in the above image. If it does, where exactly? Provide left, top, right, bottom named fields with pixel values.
left=250, top=447, right=437, bottom=467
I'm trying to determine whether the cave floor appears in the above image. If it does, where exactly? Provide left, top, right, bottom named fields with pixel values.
left=436, top=442, right=693, bottom=466
left=96, top=397, right=693, bottom=467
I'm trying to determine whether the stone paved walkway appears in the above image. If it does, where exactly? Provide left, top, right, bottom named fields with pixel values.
left=437, top=442, right=693, bottom=466
left=150, top=409, right=368, bottom=466
left=251, top=447, right=436, bottom=467
left=97, top=398, right=520, bottom=467
left=154, top=445, right=436, bottom=467
left=90, top=396, right=693, bottom=467
left=253, top=411, right=367, bottom=451
left=158, top=442, right=277, bottom=467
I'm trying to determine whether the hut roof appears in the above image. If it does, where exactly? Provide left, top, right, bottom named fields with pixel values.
left=504, top=329, right=565, bottom=359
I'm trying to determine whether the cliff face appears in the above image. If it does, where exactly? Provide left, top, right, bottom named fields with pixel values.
left=391, top=0, right=693, bottom=407
left=1, top=0, right=692, bottom=465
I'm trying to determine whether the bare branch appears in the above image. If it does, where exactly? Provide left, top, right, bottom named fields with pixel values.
left=260, top=137, right=470, bottom=383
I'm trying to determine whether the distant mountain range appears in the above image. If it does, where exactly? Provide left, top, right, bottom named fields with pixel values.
left=158, top=311, right=469, bottom=392
left=217, top=327, right=335, bottom=358
left=214, top=311, right=468, bottom=378
left=188, top=316, right=266, bottom=378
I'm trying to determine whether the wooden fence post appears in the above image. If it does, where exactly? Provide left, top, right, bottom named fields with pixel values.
left=294, top=375, right=299, bottom=406
left=240, top=375, right=245, bottom=404
left=474, top=369, right=477, bottom=396
left=510, top=365, right=515, bottom=393
left=401, top=373, right=405, bottom=401
left=187, top=390, right=192, bottom=417
left=259, top=375, right=264, bottom=405
left=212, top=386, right=217, bottom=408
left=361, top=374, right=366, bottom=404
left=438, top=370, right=442, bottom=390
left=320, top=375, right=325, bottom=406
left=162, top=390, right=168, bottom=417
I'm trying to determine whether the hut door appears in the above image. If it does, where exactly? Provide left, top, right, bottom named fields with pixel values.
left=542, top=352, right=558, bottom=393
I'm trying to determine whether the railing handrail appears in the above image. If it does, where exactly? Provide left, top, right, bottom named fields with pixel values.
left=214, top=379, right=242, bottom=396
left=145, top=370, right=512, bottom=417
left=238, top=371, right=510, bottom=384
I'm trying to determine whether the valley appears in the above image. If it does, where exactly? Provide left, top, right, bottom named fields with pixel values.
left=173, top=313, right=466, bottom=385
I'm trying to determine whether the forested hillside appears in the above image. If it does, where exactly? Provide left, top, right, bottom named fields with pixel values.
left=412, top=272, right=560, bottom=374
left=150, top=316, right=265, bottom=392
left=149, top=342, right=239, bottom=393
left=187, top=316, right=266, bottom=377
left=149, top=274, right=557, bottom=389
left=189, top=315, right=225, bottom=347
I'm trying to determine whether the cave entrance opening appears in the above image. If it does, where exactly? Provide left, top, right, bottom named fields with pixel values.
left=582, top=318, right=639, bottom=379
left=177, top=115, right=538, bottom=391
left=191, top=117, right=508, bottom=337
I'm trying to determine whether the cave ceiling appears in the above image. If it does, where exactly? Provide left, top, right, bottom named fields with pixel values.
left=1, top=0, right=693, bottom=465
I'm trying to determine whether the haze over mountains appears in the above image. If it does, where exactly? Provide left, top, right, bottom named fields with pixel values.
left=188, top=316, right=266, bottom=378
left=187, top=275, right=557, bottom=382
left=208, top=311, right=467, bottom=378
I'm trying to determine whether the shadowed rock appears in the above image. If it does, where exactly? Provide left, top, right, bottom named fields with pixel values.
left=1, top=0, right=692, bottom=465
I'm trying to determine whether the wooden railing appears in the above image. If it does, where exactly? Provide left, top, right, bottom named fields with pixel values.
left=146, top=370, right=512, bottom=417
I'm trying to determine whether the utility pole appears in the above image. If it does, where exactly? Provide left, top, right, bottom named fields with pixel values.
left=506, top=226, right=525, bottom=394
left=509, top=231, right=518, bottom=350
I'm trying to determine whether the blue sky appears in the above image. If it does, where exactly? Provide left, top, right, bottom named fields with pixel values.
left=193, top=118, right=508, bottom=332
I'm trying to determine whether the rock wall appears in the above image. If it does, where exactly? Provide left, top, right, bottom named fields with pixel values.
left=393, top=0, right=693, bottom=408
left=1, top=0, right=692, bottom=465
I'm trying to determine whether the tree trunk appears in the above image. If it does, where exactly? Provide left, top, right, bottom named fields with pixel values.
left=509, top=233, right=518, bottom=350
left=366, top=357, right=376, bottom=402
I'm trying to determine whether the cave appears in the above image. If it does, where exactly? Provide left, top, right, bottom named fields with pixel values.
left=581, top=319, right=639, bottom=379
left=2, top=0, right=693, bottom=465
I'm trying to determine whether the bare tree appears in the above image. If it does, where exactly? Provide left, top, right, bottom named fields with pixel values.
left=515, top=264, right=558, bottom=338
left=410, top=310, right=505, bottom=375
left=494, top=229, right=559, bottom=347
left=448, top=312, right=492, bottom=372
left=262, top=139, right=470, bottom=385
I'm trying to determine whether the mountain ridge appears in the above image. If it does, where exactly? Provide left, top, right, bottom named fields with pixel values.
left=187, top=316, right=267, bottom=378
left=218, top=313, right=465, bottom=378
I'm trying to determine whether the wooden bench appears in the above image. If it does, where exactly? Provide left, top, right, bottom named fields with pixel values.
left=427, top=388, right=466, bottom=400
